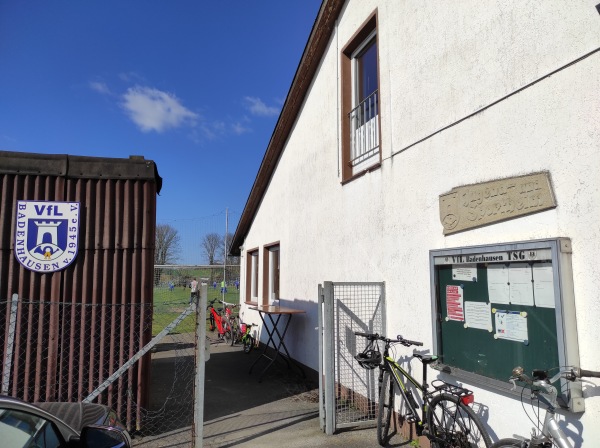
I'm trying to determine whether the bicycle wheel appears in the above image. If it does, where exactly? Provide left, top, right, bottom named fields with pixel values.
left=426, top=393, right=492, bottom=447
left=230, top=320, right=239, bottom=346
left=490, top=439, right=526, bottom=447
left=377, top=370, right=394, bottom=446
left=208, top=313, right=215, bottom=332
left=243, top=335, right=254, bottom=353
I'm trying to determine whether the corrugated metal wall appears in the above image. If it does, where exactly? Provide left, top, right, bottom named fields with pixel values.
left=0, top=151, right=160, bottom=429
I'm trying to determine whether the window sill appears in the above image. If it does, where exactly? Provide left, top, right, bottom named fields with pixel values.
left=341, top=162, right=381, bottom=185
left=245, top=300, right=258, bottom=306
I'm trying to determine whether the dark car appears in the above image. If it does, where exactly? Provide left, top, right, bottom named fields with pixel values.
left=0, top=395, right=131, bottom=448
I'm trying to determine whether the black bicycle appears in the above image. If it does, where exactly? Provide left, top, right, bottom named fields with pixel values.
left=355, top=332, right=492, bottom=447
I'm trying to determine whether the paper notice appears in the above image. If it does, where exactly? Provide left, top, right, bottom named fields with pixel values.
left=508, top=263, right=534, bottom=306
left=495, top=311, right=528, bottom=343
left=533, top=262, right=555, bottom=308
left=487, top=264, right=510, bottom=304
left=464, top=301, right=492, bottom=331
left=446, top=285, right=464, bottom=321
left=452, top=264, right=478, bottom=282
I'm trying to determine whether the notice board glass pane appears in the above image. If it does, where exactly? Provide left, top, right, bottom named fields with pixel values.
left=437, top=263, right=559, bottom=382
left=429, top=238, right=583, bottom=411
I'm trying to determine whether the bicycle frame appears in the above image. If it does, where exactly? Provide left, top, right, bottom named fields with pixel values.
left=383, top=353, right=431, bottom=436
left=208, top=301, right=230, bottom=336
left=514, top=369, right=573, bottom=448
left=240, top=323, right=256, bottom=345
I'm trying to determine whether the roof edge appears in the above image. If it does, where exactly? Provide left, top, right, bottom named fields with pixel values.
left=230, top=0, right=345, bottom=255
left=0, top=150, right=162, bottom=193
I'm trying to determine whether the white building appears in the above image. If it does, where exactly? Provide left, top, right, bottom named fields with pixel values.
left=231, top=0, right=600, bottom=444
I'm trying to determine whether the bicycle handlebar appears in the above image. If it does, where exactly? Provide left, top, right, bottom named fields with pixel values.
left=575, top=368, right=600, bottom=379
left=207, top=298, right=239, bottom=308
left=510, top=365, right=600, bottom=392
left=354, top=332, right=423, bottom=347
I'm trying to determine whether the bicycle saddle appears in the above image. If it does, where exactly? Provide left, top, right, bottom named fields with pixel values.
left=413, top=352, right=438, bottom=364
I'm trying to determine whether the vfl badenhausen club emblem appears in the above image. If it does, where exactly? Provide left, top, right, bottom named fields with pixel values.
left=14, top=201, right=81, bottom=273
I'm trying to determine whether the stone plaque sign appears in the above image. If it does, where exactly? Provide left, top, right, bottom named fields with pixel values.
left=439, top=172, right=556, bottom=235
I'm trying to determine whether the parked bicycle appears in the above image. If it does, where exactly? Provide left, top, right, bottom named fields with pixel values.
left=230, top=313, right=258, bottom=353
left=229, top=311, right=243, bottom=347
left=240, top=322, right=258, bottom=353
left=355, top=332, right=491, bottom=447
left=207, top=298, right=236, bottom=343
left=218, top=301, right=241, bottom=347
left=491, top=366, right=600, bottom=448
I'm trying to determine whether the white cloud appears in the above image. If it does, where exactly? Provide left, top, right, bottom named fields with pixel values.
left=118, top=72, right=144, bottom=83
left=121, top=86, right=198, bottom=133
left=89, top=81, right=111, bottom=95
left=243, top=96, right=279, bottom=117
left=231, top=121, right=251, bottom=135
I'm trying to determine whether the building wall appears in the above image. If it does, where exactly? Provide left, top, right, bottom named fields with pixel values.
left=240, top=0, right=600, bottom=442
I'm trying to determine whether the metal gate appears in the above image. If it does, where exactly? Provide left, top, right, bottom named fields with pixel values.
left=318, top=281, right=386, bottom=435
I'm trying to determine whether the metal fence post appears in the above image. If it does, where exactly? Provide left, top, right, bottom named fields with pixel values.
left=2, top=294, right=18, bottom=395
left=194, top=283, right=208, bottom=447
left=323, top=281, right=335, bottom=435
left=318, top=284, right=324, bottom=431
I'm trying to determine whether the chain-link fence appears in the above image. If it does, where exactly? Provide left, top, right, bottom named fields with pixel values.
left=0, top=265, right=241, bottom=447
left=0, top=297, right=153, bottom=413
left=0, top=295, right=199, bottom=447
left=153, top=265, right=240, bottom=305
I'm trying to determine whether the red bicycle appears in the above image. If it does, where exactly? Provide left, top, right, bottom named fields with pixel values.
left=207, top=299, right=238, bottom=343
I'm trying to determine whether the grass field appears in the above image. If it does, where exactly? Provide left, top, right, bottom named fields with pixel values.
left=152, top=284, right=241, bottom=336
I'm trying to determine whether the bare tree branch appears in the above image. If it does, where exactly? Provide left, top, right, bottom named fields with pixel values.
left=202, top=233, right=222, bottom=265
left=155, top=224, right=181, bottom=265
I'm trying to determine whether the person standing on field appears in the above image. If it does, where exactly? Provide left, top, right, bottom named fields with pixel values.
left=190, top=278, right=199, bottom=303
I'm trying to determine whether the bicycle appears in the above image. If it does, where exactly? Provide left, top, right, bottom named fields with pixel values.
left=222, top=302, right=242, bottom=347
left=230, top=313, right=257, bottom=352
left=239, top=322, right=258, bottom=353
left=207, top=298, right=235, bottom=343
left=355, top=332, right=492, bottom=447
left=491, top=366, right=600, bottom=448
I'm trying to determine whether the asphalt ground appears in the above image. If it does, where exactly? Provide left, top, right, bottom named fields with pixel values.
left=137, top=333, right=403, bottom=447
left=201, top=340, right=380, bottom=448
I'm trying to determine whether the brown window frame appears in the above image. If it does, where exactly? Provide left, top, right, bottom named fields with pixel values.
left=341, top=11, right=381, bottom=183
left=245, top=248, right=259, bottom=305
left=262, top=242, right=280, bottom=306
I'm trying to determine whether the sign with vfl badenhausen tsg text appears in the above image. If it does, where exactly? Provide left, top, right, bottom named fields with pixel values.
left=14, top=201, right=81, bottom=273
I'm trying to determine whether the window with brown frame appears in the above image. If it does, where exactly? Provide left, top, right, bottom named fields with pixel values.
left=262, top=244, right=280, bottom=306
left=245, top=249, right=259, bottom=304
left=341, top=12, right=380, bottom=182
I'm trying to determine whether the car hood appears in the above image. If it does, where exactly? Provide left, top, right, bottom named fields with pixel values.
left=35, top=402, right=111, bottom=432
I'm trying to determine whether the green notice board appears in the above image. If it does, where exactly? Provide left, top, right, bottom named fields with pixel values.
left=436, top=263, right=559, bottom=382
left=431, top=239, right=583, bottom=411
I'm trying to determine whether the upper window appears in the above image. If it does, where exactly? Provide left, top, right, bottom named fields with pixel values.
left=355, top=32, right=378, bottom=111
left=341, top=13, right=380, bottom=182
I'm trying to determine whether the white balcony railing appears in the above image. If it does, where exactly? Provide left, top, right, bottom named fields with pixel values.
left=349, top=90, right=379, bottom=171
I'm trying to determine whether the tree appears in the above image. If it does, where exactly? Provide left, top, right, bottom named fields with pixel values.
left=155, top=224, right=181, bottom=265
left=202, top=233, right=222, bottom=265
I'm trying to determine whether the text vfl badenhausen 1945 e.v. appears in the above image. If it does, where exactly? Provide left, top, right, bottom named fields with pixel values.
left=14, top=200, right=81, bottom=273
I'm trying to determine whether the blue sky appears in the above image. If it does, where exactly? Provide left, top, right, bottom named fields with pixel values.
left=0, top=1, right=322, bottom=242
